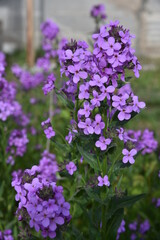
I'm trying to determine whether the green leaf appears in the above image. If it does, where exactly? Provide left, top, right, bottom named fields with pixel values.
left=105, top=208, right=124, bottom=239
left=107, top=194, right=145, bottom=221
left=55, top=89, right=74, bottom=110
left=77, top=145, right=99, bottom=171
left=85, top=187, right=102, bottom=204
left=52, top=140, right=69, bottom=153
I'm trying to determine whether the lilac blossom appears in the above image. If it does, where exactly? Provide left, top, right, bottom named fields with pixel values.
left=78, top=101, right=92, bottom=118
left=116, top=220, right=125, bottom=240
left=66, top=162, right=77, bottom=175
left=92, top=114, right=105, bottom=134
left=122, top=149, right=137, bottom=164
left=6, top=129, right=29, bottom=157
left=98, top=175, right=110, bottom=187
left=78, top=118, right=94, bottom=135
left=43, top=73, right=56, bottom=95
left=95, top=137, right=111, bottom=151
left=68, top=64, right=87, bottom=84
left=41, top=118, right=55, bottom=139
left=12, top=160, right=71, bottom=239
left=104, top=37, right=121, bottom=56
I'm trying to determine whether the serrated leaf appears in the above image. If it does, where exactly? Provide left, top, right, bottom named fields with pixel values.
left=77, top=145, right=99, bottom=171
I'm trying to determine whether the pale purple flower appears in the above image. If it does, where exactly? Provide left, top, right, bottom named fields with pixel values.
left=78, top=101, right=92, bottom=118
left=112, top=94, right=129, bottom=108
left=66, top=161, right=77, bottom=175
left=44, top=127, right=55, bottom=139
left=95, top=137, right=111, bottom=151
left=104, top=37, right=121, bottom=56
left=93, top=114, right=105, bottom=134
left=98, top=175, right=110, bottom=187
left=100, top=85, right=115, bottom=100
left=68, top=64, right=87, bottom=83
left=78, top=118, right=94, bottom=135
left=89, top=74, right=108, bottom=87
left=122, top=148, right=137, bottom=164
left=78, top=83, right=90, bottom=100
left=118, top=106, right=132, bottom=121
left=108, top=52, right=126, bottom=68
left=132, top=96, right=145, bottom=113
left=91, top=90, right=104, bottom=107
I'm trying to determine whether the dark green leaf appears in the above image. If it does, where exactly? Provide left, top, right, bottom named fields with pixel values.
left=107, top=194, right=145, bottom=221
left=105, top=208, right=124, bottom=239
left=55, top=89, right=74, bottom=110
left=77, top=145, right=99, bottom=171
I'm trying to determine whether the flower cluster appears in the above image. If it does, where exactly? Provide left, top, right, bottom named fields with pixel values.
left=118, top=128, right=158, bottom=155
left=58, top=22, right=145, bottom=156
left=12, top=160, right=70, bottom=239
left=41, top=118, right=55, bottom=139
left=39, top=19, right=60, bottom=62
left=0, top=72, right=22, bottom=121
left=90, top=4, right=107, bottom=21
left=42, top=73, right=56, bottom=95
left=93, top=22, right=142, bottom=79
left=6, top=129, right=29, bottom=158
left=129, top=219, right=150, bottom=240
left=117, top=218, right=150, bottom=240
left=41, top=19, right=59, bottom=41
left=112, top=90, right=145, bottom=121
left=38, top=150, right=59, bottom=182
left=12, top=64, right=44, bottom=90
left=0, top=229, right=14, bottom=240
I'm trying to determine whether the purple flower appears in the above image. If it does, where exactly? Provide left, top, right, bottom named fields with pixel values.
left=139, top=220, right=150, bottom=235
left=78, top=101, right=92, bottom=118
left=78, top=83, right=90, bottom=100
left=98, top=175, right=110, bottom=187
left=89, top=74, right=107, bottom=87
left=112, top=94, right=129, bottom=108
left=68, top=64, right=87, bottom=83
left=41, top=118, right=55, bottom=139
left=40, top=19, right=59, bottom=40
left=91, top=4, right=107, bottom=20
left=117, top=220, right=125, bottom=240
left=104, top=37, right=121, bottom=56
left=122, top=148, right=137, bottom=164
left=66, top=162, right=77, bottom=175
left=108, top=52, right=126, bottom=68
left=100, top=85, right=115, bottom=100
left=91, top=90, right=104, bottom=107
left=44, top=127, right=55, bottom=139
left=78, top=118, right=94, bottom=135
left=95, top=137, right=111, bottom=151
left=93, top=114, right=105, bottom=134
left=118, top=106, right=132, bottom=121
left=129, top=221, right=137, bottom=231
left=43, top=73, right=56, bottom=95
left=132, top=96, right=145, bottom=113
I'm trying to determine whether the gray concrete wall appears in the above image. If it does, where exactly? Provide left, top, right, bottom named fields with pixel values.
left=0, top=0, right=159, bottom=57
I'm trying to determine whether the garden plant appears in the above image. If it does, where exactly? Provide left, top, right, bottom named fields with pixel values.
left=0, top=4, right=159, bottom=240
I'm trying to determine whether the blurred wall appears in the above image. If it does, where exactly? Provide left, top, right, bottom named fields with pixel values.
left=0, top=0, right=160, bottom=57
